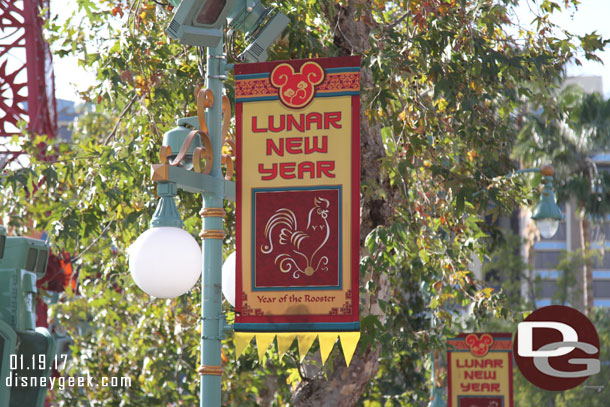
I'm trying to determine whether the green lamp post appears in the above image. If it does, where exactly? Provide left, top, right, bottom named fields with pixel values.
left=428, top=351, right=445, bottom=407
left=128, top=2, right=289, bottom=407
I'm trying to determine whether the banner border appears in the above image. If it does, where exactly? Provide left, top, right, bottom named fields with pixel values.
left=447, top=333, right=514, bottom=407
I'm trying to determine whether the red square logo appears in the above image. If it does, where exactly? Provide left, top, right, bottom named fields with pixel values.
left=458, top=396, right=503, bottom=407
left=253, top=187, right=341, bottom=289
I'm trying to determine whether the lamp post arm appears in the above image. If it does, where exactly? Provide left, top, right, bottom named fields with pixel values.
left=510, top=168, right=541, bottom=177
left=472, top=165, right=554, bottom=197
left=158, top=165, right=235, bottom=201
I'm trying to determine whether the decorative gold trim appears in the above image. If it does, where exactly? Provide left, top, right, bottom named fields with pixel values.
left=199, top=229, right=226, bottom=239
left=159, top=145, right=171, bottom=164
left=197, top=365, right=223, bottom=376
left=540, top=165, right=554, bottom=177
left=221, top=154, right=234, bottom=180
left=199, top=208, right=226, bottom=218
left=151, top=164, right=169, bottom=181
left=170, top=129, right=202, bottom=167
left=221, top=95, right=235, bottom=180
left=193, top=131, right=214, bottom=174
left=197, top=88, right=214, bottom=135
left=221, top=95, right=231, bottom=144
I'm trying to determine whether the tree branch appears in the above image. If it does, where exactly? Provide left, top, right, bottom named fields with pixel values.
left=102, top=94, right=139, bottom=145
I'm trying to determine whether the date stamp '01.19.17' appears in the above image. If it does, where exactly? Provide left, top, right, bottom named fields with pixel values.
left=6, top=353, right=132, bottom=390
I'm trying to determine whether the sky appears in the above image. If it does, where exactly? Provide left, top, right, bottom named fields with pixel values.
left=49, top=0, right=610, bottom=102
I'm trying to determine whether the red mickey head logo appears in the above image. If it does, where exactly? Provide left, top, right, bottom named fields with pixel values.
left=270, top=62, right=325, bottom=109
left=465, top=333, right=494, bottom=357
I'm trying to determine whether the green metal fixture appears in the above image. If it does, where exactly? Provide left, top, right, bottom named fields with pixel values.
left=166, top=0, right=289, bottom=62
left=0, top=232, right=56, bottom=407
left=530, top=166, right=564, bottom=239
left=428, top=352, right=446, bottom=407
left=0, top=237, right=49, bottom=331
left=163, top=117, right=202, bottom=170
left=421, top=282, right=446, bottom=407
left=150, top=182, right=184, bottom=228
left=514, top=164, right=564, bottom=239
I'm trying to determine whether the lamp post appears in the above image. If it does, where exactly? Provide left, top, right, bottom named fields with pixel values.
left=129, top=46, right=233, bottom=407
left=421, top=281, right=446, bottom=407
left=129, top=2, right=288, bottom=406
left=428, top=350, right=445, bottom=407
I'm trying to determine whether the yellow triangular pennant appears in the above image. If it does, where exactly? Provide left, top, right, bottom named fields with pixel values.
left=276, top=333, right=296, bottom=361
left=256, top=333, right=276, bottom=361
left=339, top=332, right=360, bottom=366
left=297, top=333, right=318, bottom=362
left=318, top=333, right=339, bottom=366
left=235, top=332, right=254, bottom=359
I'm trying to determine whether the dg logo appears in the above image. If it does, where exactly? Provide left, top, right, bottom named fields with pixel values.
left=513, top=305, right=600, bottom=391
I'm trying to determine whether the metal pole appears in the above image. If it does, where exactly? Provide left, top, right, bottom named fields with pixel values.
left=428, top=350, right=446, bottom=407
left=200, top=35, right=226, bottom=407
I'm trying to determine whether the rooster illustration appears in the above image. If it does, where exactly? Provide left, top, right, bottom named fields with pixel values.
left=261, top=197, right=330, bottom=278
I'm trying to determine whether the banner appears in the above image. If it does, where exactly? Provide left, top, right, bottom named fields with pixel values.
left=447, top=333, right=514, bottom=407
left=235, top=56, right=360, bottom=365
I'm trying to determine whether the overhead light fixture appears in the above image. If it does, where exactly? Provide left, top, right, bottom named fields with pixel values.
left=166, top=0, right=236, bottom=47
left=166, top=0, right=289, bottom=60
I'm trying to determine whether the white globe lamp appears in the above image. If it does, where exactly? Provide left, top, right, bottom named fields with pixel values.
left=221, top=251, right=236, bottom=306
left=129, top=182, right=202, bottom=298
left=129, top=227, right=202, bottom=298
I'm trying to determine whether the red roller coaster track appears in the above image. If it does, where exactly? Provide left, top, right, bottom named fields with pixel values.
left=0, top=0, right=57, bottom=168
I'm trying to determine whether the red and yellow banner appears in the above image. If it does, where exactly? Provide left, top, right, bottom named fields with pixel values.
left=447, top=333, right=514, bottom=407
left=235, top=56, right=360, bottom=365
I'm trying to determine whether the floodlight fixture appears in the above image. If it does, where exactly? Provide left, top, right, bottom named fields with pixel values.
left=166, top=0, right=237, bottom=47
left=166, top=0, right=289, bottom=61
left=229, top=3, right=289, bottom=63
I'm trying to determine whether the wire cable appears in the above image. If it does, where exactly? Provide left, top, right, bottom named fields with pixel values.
left=197, top=46, right=206, bottom=79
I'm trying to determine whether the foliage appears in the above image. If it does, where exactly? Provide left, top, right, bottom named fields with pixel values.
left=482, top=231, right=530, bottom=309
left=1, top=0, right=607, bottom=406
left=552, top=249, right=602, bottom=307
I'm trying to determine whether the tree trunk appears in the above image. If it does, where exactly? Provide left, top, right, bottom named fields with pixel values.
left=580, top=216, right=594, bottom=314
left=291, top=2, right=396, bottom=406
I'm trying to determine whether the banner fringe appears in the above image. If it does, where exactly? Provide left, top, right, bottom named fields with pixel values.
left=255, top=333, right=276, bottom=361
left=235, top=332, right=360, bottom=367
left=276, top=333, right=297, bottom=360
left=235, top=332, right=254, bottom=359
left=339, top=331, right=360, bottom=366
left=297, top=333, right=318, bottom=362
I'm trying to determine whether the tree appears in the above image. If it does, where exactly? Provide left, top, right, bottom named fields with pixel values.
left=1, top=1, right=606, bottom=406
left=482, top=231, right=530, bottom=309
left=515, top=87, right=610, bottom=314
